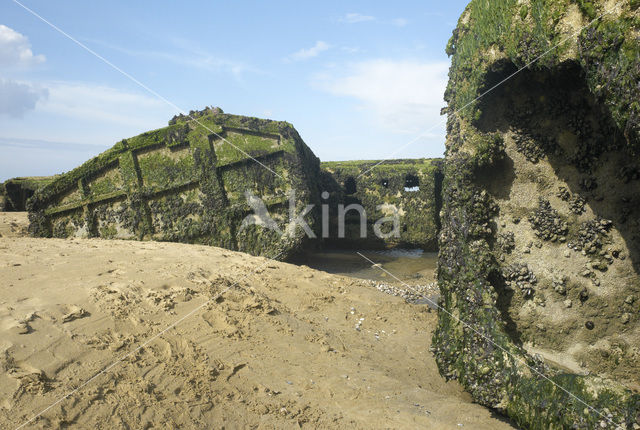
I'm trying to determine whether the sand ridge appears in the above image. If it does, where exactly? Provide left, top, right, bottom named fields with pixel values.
left=0, top=213, right=514, bottom=429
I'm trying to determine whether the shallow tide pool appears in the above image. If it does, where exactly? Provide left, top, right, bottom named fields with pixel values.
left=291, top=248, right=438, bottom=283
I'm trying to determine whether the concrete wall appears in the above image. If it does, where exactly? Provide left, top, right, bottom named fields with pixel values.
left=320, top=159, right=442, bottom=250
left=28, top=108, right=321, bottom=260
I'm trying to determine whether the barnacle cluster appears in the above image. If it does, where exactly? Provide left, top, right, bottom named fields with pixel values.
left=528, top=198, right=568, bottom=242
left=568, top=218, right=613, bottom=255
left=496, top=231, right=515, bottom=254
left=514, top=133, right=546, bottom=163
left=503, top=263, right=537, bottom=298
left=556, top=186, right=586, bottom=215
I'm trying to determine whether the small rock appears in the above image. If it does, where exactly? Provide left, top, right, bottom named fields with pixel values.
left=624, top=295, right=635, bottom=305
left=564, top=299, right=572, bottom=308
left=621, top=313, right=631, bottom=324
left=585, top=321, right=594, bottom=330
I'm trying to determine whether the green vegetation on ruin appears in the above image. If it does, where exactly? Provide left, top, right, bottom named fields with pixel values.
left=28, top=108, right=321, bottom=260
left=320, top=159, right=442, bottom=250
left=1, top=176, right=57, bottom=211
left=446, top=0, right=639, bottom=152
left=436, top=0, right=640, bottom=428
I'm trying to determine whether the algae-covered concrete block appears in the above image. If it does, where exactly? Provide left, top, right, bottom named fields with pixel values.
left=320, top=159, right=442, bottom=250
left=28, top=108, right=320, bottom=259
left=435, top=1, right=640, bottom=428
left=1, top=177, right=55, bottom=211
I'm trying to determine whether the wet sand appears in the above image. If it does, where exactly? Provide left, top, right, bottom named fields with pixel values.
left=291, top=248, right=438, bottom=283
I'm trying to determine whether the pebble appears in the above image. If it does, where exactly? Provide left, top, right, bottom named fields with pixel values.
left=366, top=280, right=439, bottom=305
left=564, top=299, right=572, bottom=308
left=621, top=313, right=631, bottom=324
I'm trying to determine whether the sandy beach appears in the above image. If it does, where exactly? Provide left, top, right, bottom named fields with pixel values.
left=0, top=213, right=513, bottom=429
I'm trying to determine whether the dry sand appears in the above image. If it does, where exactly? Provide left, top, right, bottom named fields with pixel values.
left=0, top=213, right=514, bottom=429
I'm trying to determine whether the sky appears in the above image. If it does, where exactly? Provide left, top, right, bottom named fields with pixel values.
left=0, top=0, right=469, bottom=182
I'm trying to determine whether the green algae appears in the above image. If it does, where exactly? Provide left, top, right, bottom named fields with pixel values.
left=28, top=108, right=320, bottom=260
left=320, top=159, right=442, bottom=250
left=435, top=1, right=640, bottom=428
left=1, top=176, right=56, bottom=212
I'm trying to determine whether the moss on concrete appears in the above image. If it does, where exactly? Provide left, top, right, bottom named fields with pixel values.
left=436, top=1, right=640, bottom=428
left=28, top=107, right=320, bottom=260
left=320, top=159, right=442, bottom=250
left=1, top=176, right=56, bottom=211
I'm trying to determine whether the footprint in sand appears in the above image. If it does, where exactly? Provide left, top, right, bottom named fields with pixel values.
left=62, top=305, right=89, bottom=323
left=3, top=312, right=38, bottom=335
left=7, top=362, right=51, bottom=396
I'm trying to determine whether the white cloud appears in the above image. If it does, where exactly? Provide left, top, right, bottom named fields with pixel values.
left=0, top=137, right=110, bottom=182
left=85, top=37, right=252, bottom=78
left=0, top=80, right=175, bottom=146
left=314, top=59, right=449, bottom=135
left=392, top=18, right=408, bottom=27
left=288, top=41, right=330, bottom=61
left=153, top=38, right=252, bottom=76
left=0, top=25, right=45, bottom=68
left=0, top=79, right=48, bottom=117
left=340, top=13, right=375, bottom=24
left=37, top=81, right=172, bottom=127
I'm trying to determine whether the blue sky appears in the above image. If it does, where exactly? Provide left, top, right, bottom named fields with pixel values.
left=0, top=1, right=469, bottom=182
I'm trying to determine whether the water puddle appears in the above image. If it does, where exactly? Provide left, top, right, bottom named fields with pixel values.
left=291, top=248, right=438, bottom=283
